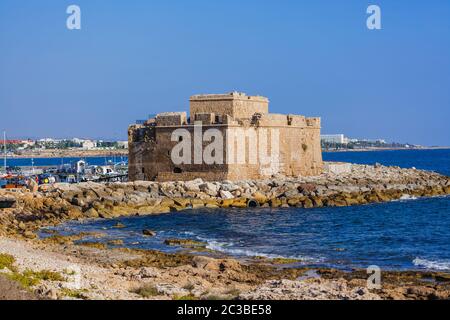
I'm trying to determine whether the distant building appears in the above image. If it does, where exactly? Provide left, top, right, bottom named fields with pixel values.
left=81, top=140, right=96, bottom=150
left=321, top=134, right=349, bottom=144
left=117, top=141, right=128, bottom=149
left=38, top=138, right=60, bottom=143
left=355, top=138, right=386, bottom=144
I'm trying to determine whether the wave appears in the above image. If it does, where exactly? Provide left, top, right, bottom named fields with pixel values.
left=392, top=194, right=450, bottom=202
left=399, top=194, right=418, bottom=200
left=198, top=237, right=322, bottom=263
left=413, top=257, right=450, bottom=271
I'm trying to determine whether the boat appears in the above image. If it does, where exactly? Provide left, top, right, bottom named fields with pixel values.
left=0, top=174, right=29, bottom=189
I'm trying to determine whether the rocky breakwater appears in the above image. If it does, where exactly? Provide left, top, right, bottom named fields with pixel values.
left=1, top=163, right=449, bottom=238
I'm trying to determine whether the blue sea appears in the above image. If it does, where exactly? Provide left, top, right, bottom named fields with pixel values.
left=41, top=149, right=450, bottom=272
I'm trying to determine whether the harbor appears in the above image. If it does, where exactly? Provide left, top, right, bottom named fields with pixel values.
left=1, top=132, right=128, bottom=189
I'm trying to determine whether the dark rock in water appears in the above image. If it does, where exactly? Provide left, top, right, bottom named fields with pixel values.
left=107, top=239, right=124, bottom=246
left=113, top=222, right=126, bottom=229
left=142, top=229, right=156, bottom=237
left=164, top=238, right=207, bottom=248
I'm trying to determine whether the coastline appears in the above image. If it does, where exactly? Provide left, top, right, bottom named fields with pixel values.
left=6, top=149, right=128, bottom=159
left=322, top=146, right=450, bottom=153
left=1, top=230, right=449, bottom=300
left=5, top=146, right=450, bottom=160
left=1, top=163, right=450, bottom=300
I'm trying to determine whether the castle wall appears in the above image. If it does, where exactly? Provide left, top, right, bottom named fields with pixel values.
left=223, top=119, right=322, bottom=180
left=129, top=124, right=231, bottom=182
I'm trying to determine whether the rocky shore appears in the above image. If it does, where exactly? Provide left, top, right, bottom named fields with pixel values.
left=1, top=163, right=449, bottom=238
left=1, top=162, right=450, bottom=300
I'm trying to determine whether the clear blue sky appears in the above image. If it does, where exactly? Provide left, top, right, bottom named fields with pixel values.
left=1, top=0, right=449, bottom=145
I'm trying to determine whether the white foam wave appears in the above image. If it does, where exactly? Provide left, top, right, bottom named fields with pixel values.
left=413, top=257, right=450, bottom=271
left=399, top=194, right=418, bottom=200
left=202, top=238, right=322, bottom=263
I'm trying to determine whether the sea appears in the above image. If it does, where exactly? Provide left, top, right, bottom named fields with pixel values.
left=37, top=149, right=450, bottom=272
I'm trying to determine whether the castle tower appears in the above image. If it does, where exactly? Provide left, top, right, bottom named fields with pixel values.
left=189, top=92, right=269, bottom=122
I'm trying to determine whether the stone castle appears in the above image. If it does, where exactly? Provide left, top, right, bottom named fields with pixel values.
left=128, top=92, right=323, bottom=181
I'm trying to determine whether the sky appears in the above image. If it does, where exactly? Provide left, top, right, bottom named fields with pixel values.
left=0, top=0, right=449, bottom=145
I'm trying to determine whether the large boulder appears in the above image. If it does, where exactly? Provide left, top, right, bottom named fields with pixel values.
left=219, top=190, right=234, bottom=199
left=184, top=179, right=203, bottom=192
left=199, top=182, right=219, bottom=196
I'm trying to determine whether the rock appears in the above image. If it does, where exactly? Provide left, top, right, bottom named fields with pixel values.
left=252, top=191, right=268, bottom=204
left=71, top=197, right=87, bottom=208
left=142, top=229, right=156, bottom=237
left=113, top=222, right=126, bottom=229
left=284, top=189, right=299, bottom=198
left=164, top=238, right=207, bottom=248
left=287, top=198, right=299, bottom=207
left=153, top=206, right=171, bottom=214
left=173, top=198, right=190, bottom=207
left=239, top=279, right=381, bottom=300
left=192, top=255, right=217, bottom=269
left=192, top=256, right=241, bottom=273
left=67, top=207, right=83, bottom=219
left=160, top=198, right=175, bottom=207
left=199, top=182, right=219, bottom=196
left=220, top=199, right=234, bottom=208
left=406, top=286, right=436, bottom=298
left=107, top=239, right=124, bottom=246
left=35, top=285, right=58, bottom=300
left=184, top=179, right=203, bottom=192
left=231, top=198, right=248, bottom=208
left=270, top=198, right=282, bottom=208
left=18, top=221, right=27, bottom=231
left=221, top=182, right=240, bottom=192
left=84, top=208, right=99, bottom=218
left=24, top=231, right=36, bottom=239
left=220, top=190, right=234, bottom=199
left=155, top=283, right=190, bottom=297
left=311, top=196, right=323, bottom=207
left=190, top=199, right=205, bottom=209
left=139, top=267, right=160, bottom=278
left=303, top=198, right=314, bottom=208
left=297, top=183, right=317, bottom=194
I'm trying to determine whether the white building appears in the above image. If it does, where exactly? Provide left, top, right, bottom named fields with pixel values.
left=117, top=141, right=128, bottom=149
left=82, top=140, right=96, bottom=150
left=321, top=134, right=349, bottom=144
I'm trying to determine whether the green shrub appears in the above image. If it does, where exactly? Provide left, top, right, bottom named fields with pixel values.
left=0, top=253, right=16, bottom=271
left=133, top=284, right=159, bottom=298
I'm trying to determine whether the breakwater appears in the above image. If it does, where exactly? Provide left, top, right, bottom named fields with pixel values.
left=1, top=163, right=449, bottom=238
